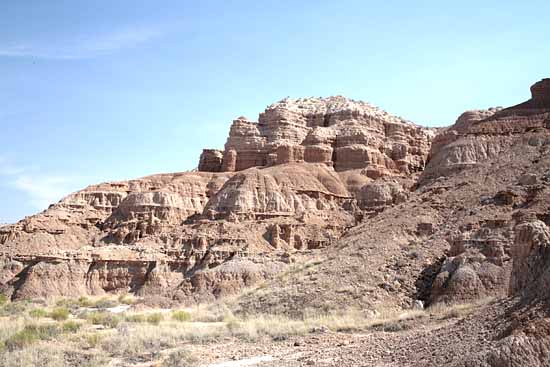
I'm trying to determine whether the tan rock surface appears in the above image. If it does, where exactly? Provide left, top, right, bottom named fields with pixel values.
left=201, top=96, right=435, bottom=176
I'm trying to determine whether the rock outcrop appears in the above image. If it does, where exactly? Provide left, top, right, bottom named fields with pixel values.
left=423, top=78, right=550, bottom=183
left=510, top=219, right=550, bottom=301
left=199, top=97, right=435, bottom=177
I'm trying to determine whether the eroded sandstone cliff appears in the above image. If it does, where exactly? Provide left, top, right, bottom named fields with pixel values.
left=198, top=96, right=434, bottom=176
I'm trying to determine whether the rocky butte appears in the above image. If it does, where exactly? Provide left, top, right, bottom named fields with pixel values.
left=2, top=78, right=550, bottom=365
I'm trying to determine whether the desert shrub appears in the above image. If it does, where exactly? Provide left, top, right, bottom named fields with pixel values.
left=171, top=310, right=191, bottom=322
left=164, top=348, right=198, bottom=367
left=49, top=307, right=70, bottom=321
left=54, top=298, right=81, bottom=310
left=83, top=333, right=103, bottom=348
left=94, top=297, right=118, bottom=310
left=125, top=313, right=147, bottom=323
left=77, top=296, right=93, bottom=307
left=62, top=320, right=81, bottom=333
left=4, top=324, right=60, bottom=351
left=29, top=308, right=48, bottom=318
left=118, top=293, right=134, bottom=305
left=85, top=311, right=121, bottom=328
left=146, top=313, right=163, bottom=325
left=382, top=321, right=409, bottom=332
left=225, top=318, right=240, bottom=334
left=0, top=301, right=27, bottom=316
left=4, top=328, right=38, bottom=350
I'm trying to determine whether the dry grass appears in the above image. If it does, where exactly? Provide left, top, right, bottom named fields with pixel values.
left=2, top=344, right=66, bottom=367
left=171, top=310, right=192, bottom=322
left=100, top=323, right=197, bottom=360
left=0, top=294, right=492, bottom=366
left=427, top=297, right=493, bottom=319
left=0, top=316, right=26, bottom=342
left=163, top=348, right=198, bottom=367
left=117, top=293, right=135, bottom=305
left=84, top=311, right=121, bottom=328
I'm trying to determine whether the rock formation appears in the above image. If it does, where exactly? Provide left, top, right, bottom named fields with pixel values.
left=2, top=78, right=550, bottom=336
left=199, top=97, right=435, bottom=177
left=0, top=96, right=436, bottom=303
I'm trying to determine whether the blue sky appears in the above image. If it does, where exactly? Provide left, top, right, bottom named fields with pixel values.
left=1, top=0, right=549, bottom=223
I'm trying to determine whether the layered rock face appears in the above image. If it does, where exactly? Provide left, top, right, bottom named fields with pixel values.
left=423, top=78, right=550, bottom=183
left=416, top=79, right=550, bottom=306
left=199, top=97, right=435, bottom=177
left=0, top=164, right=358, bottom=301
left=510, top=219, right=550, bottom=301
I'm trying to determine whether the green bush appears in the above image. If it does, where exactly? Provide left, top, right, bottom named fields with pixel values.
left=5, top=324, right=60, bottom=351
left=125, top=314, right=146, bottom=323
left=146, top=313, right=163, bottom=325
left=77, top=296, right=93, bottom=307
left=85, top=311, right=121, bottom=328
left=0, top=294, right=8, bottom=305
left=29, top=308, right=48, bottom=318
left=49, top=307, right=70, bottom=321
left=62, top=321, right=81, bottom=333
left=5, top=328, right=39, bottom=351
left=84, top=333, right=103, bottom=348
left=171, top=310, right=191, bottom=322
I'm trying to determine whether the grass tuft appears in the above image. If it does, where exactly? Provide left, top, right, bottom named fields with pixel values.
left=29, top=308, right=48, bottom=319
left=85, top=311, right=121, bottom=329
left=171, top=310, right=191, bottom=322
left=118, top=293, right=134, bottom=305
left=146, top=313, right=163, bottom=325
left=49, top=307, right=70, bottom=321
left=125, top=313, right=147, bottom=323
left=62, top=321, right=81, bottom=333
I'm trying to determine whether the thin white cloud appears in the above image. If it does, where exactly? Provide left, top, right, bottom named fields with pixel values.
left=0, top=156, right=85, bottom=211
left=12, top=175, right=74, bottom=210
left=0, top=26, right=167, bottom=59
left=0, top=156, right=25, bottom=176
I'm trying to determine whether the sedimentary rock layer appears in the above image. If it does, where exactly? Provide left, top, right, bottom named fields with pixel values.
left=199, top=96, right=435, bottom=177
